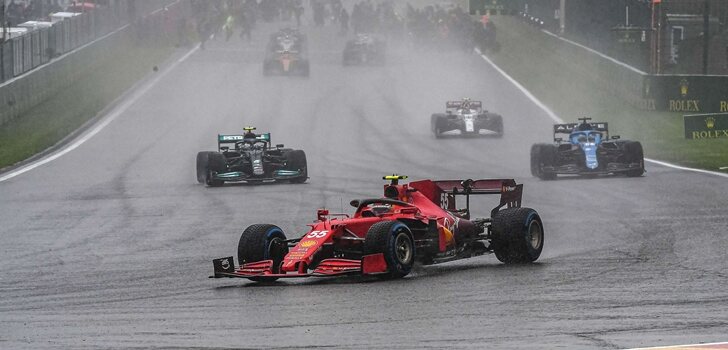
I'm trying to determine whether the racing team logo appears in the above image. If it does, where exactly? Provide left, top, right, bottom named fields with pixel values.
left=706, top=117, right=716, bottom=129
left=300, top=240, right=317, bottom=248
left=502, top=185, right=516, bottom=192
left=679, top=78, right=689, bottom=97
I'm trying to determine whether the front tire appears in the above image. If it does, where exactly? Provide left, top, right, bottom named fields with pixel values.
left=530, top=144, right=557, bottom=180
left=624, top=141, right=645, bottom=177
left=196, top=151, right=225, bottom=186
left=238, top=224, right=289, bottom=281
left=483, top=114, right=503, bottom=137
left=491, top=207, right=544, bottom=264
left=364, top=221, right=415, bottom=279
left=431, top=114, right=446, bottom=139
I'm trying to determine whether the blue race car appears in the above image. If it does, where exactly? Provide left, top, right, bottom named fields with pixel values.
left=530, top=118, right=644, bottom=180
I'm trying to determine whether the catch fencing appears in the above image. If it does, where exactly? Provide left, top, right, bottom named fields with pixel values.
left=0, top=0, right=185, bottom=127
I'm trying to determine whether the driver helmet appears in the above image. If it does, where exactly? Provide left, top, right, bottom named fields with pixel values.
left=369, top=204, right=391, bottom=216
left=576, top=121, right=593, bottom=131
left=461, top=97, right=471, bottom=110
left=244, top=130, right=257, bottom=139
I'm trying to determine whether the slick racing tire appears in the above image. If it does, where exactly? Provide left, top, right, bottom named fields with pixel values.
left=364, top=221, right=415, bottom=279
left=624, top=141, right=645, bottom=177
left=238, top=224, right=289, bottom=281
left=491, top=207, right=544, bottom=264
left=530, top=144, right=557, bottom=180
left=285, top=150, right=307, bottom=183
left=196, top=151, right=225, bottom=186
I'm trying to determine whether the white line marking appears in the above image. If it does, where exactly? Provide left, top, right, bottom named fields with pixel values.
left=475, top=48, right=562, bottom=124
left=475, top=48, right=728, bottom=179
left=645, top=158, right=728, bottom=178
left=540, top=29, right=647, bottom=75
left=0, top=44, right=200, bottom=183
left=624, top=341, right=728, bottom=350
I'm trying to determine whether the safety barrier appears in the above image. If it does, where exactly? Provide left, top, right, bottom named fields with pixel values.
left=0, top=0, right=185, bottom=127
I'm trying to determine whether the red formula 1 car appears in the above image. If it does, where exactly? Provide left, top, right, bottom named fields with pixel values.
left=211, top=175, right=544, bottom=282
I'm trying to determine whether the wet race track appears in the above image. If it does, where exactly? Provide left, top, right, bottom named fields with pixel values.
left=1, top=19, right=728, bottom=350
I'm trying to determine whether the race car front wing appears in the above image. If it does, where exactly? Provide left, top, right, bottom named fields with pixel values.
left=544, top=161, right=642, bottom=175
left=212, top=169, right=305, bottom=183
left=211, top=254, right=389, bottom=280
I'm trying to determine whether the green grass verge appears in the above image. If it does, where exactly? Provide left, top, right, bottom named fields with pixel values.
left=489, top=16, right=728, bottom=172
left=0, top=43, right=173, bottom=170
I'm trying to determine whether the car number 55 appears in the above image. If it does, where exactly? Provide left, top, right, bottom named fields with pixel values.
left=306, top=230, right=329, bottom=238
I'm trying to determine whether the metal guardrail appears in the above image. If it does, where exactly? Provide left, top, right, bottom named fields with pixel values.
left=0, top=0, right=177, bottom=84
left=0, top=0, right=184, bottom=127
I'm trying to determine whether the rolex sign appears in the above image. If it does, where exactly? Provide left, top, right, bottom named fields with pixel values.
left=684, top=113, right=728, bottom=139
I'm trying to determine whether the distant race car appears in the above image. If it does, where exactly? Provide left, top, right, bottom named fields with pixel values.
left=431, top=98, right=503, bottom=138
left=342, top=34, right=386, bottom=66
left=263, top=28, right=310, bottom=76
left=530, top=117, right=645, bottom=179
left=196, top=127, right=307, bottom=186
left=211, top=175, right=544, bottom=282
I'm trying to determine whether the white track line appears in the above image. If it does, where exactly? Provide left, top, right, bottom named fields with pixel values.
left=625, top=341, right=728, bottom=350
left=475, top=48, right=728, bottom=179
left=540, top=30, right=647, bottom=75
left=475, top=48, right=562, bottom=124
left=0, top=44, right=200, bottom=183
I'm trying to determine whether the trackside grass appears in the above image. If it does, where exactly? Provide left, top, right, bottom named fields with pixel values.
left=488, top=16, right=728, bottom=172
left=0, top=43, right=172, bottom=170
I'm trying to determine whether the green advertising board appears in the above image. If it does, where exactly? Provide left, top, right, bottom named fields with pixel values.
left=684, top=113, right=728, bottom=139
left=469, top=0, right=510, bottom=15
left=643, top=75, right=728, bottom=113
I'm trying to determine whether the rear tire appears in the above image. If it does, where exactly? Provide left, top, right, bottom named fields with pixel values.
left=285, top=150, right=307, bottom=183
left=624, top=141, right=645, bottom=177
left=364, top=221, right=414, bottom=279
left=238, top=224, right=289, bottom=281
left=491, top=207, right=544, bottom=264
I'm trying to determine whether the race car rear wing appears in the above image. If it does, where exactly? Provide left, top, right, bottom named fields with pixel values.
left=217, top=133, right=271, bottom=150
left=553, top=121, right=610, bottom=141
left=446, top=100, right=482, bottom=114
left=411, top=179, right=522, bottom=219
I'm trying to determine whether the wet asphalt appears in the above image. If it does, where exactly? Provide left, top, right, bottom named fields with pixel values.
left=1, top=19, right=727, bottom=350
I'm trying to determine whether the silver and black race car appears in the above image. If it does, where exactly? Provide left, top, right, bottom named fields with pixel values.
left=530, top=118, right=645, bottom=180
left=342, top=34, right=386, bottom=66
left=430, top=98, right=504, bottom=138
left=196, top=127, right=307, bottom=186
left=263, top=28, right=310, bottom=76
